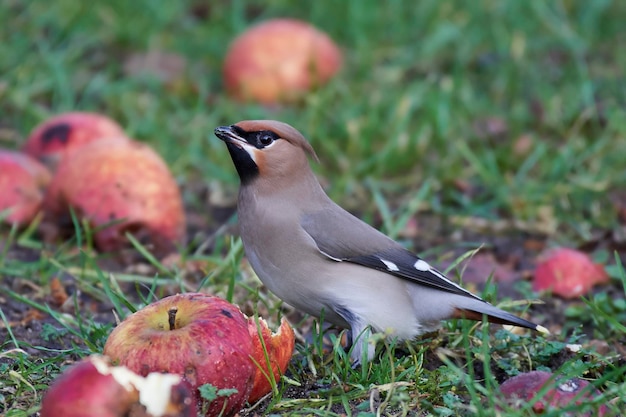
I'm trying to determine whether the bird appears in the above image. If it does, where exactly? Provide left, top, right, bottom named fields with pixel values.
left=214, top=120, right=548, bottom=363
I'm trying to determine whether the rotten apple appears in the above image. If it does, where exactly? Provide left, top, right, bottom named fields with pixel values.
left=499, top=370, right=607, bottom=416
left=223, top=18, right=342, bottom=104
left=23, top=112, right=127, bottom=168
left=43, top=138, right=185, bottom=255
left=247, top=316, right=295, bottom=403
left=40, top=355, right=194, bottom=417
left=533, top=248, right=609, bottom=299
left=103, top=293, right=255, bottom=417
left=0, top=150, right=51, bottom=225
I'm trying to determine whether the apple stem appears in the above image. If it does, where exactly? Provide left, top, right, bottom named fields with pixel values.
left=168, top=308, right=178, bottom=331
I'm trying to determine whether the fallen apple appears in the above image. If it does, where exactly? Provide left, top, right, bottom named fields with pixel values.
left=22, top=112, right=127, bottom=168
left=103, top=293, right=255, bottom=417
left=499, top=371, right=607, bottom=416
left=40, top=355, right=194, bottom=417
left=533, top=248, right=609, bottom=298
left=223, top=18, right=342, bottom=104
left=0, top=150, right=51, bottom=225
left=43, top=138, right=185, bottom=255
left=247, top=316, right=295, bottom=403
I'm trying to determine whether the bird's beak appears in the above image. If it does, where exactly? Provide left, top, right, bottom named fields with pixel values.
left=214, top=125, right=247, bottom=149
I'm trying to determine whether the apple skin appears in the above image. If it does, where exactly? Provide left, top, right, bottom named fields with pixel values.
left=103, top=293, right=255, bottom=417
left=223, top=18, right=342, bottom=104
left=0, top=150, right=51, bottom=225
left=22, top=112, right=127, bottom=168
left=247, top=316, right=295, bottom=403
left=43, top=138, right=185, bottom=255
left=533, top=248, right=609, bottom=298
left=499, top=371, right=607, bottom=416
left=40, top=355, right=194, bottom=417
left=41, top=356, right=134, bottom=417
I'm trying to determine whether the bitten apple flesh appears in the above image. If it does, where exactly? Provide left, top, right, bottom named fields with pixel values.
left=103, top=293, right=255, bottom=417
left=0, top=150, right=51, bottom=225
left=247, top=316, right=295, bottom=403
left=43, top=138, right=185, bottom=255
left=40, top=355, right=194, bottom=417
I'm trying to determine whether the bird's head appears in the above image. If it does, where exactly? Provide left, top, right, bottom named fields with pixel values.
left=215, top=120, right=319, bottom=186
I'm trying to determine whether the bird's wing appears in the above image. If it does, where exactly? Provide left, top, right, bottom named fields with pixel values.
left=300, top=206, right=482, bottom=301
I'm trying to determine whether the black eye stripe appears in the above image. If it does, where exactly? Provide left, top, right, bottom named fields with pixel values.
left=231, top=125, right=247, bottom=136
left=251, top=130, right=280, bottom=148
left=234, top=128, right=280, bottom=149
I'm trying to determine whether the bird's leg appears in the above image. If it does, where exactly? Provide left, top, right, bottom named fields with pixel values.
left=349, top=323, right=375, bottom=367
left=333, top=306, right=376, bottom=366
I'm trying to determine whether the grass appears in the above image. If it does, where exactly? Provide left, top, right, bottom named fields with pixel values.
left=1, top=0, right=626, bottom=415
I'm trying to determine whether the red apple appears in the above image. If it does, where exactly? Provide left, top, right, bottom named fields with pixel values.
left=500, top=371, right=607, bottom=416
left=40, top=355, right=194, bottom=417
left=0, top=150, right=51, bottom=225
left=43, top=138, right=185, bottom=255
left=223, top=18, right=342, bottom=104
left=23, top=112, right=127, bottom=168
left=103, top=293, right=255, bottom=417
left=533, top=248, right=609, bottom=298
left=247, top=316, right=295, bottom=403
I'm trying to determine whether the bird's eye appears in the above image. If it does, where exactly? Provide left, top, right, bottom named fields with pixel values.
left=259, top=134, right=274, bottom=146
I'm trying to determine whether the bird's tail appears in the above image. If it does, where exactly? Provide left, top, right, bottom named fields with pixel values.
left=453, top=299, right=549, bottom=334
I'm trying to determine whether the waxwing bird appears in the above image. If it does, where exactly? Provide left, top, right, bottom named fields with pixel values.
left=215, top=120, right=548, bottom=363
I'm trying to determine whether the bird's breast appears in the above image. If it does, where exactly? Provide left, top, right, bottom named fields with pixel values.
left=237, top=196, right=337, bottom=318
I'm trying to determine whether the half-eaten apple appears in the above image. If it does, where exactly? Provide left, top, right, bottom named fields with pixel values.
left=40, top=355, right=194, bottom=417
left=103, top=293, right=255, bottom=417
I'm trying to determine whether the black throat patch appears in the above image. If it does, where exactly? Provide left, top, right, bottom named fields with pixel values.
left=225, top=141, right=259, bottom=185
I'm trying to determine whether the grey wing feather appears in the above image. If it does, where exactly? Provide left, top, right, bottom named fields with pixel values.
left=300, top=205, right=483, bottom=301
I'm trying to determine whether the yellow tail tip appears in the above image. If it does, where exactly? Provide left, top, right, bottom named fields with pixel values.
left=536, top=324, right=550, bottom=334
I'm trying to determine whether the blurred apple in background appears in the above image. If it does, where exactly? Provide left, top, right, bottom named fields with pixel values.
left=40, top=355, right=194, bottom=417
left=103, top=293, right=255, bottom=417
left=23, top=112, right=127, bottom=169
left=533, top=247, right=609, bottom=299
left=43, top=138, right=185, bottom=255
left=223, top=18, right=342, bottom=104
left=0, top=150, right=51, bottom=225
